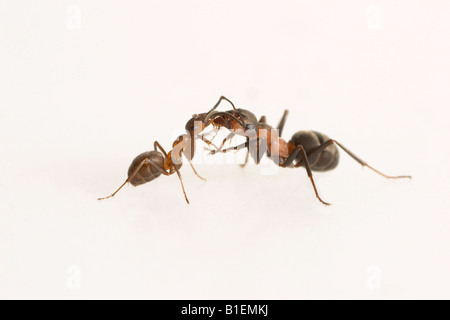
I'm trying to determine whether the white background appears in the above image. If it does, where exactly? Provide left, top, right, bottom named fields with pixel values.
left=0, top=0, right=449, bottom=299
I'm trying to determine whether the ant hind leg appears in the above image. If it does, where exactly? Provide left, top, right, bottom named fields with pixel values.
left=300, top=140, right=412, bottom=179
left=284, top=146, right=330, bottom=206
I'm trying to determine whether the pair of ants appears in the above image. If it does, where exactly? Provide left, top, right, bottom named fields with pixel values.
left=98, top=96, right=411, bottom=205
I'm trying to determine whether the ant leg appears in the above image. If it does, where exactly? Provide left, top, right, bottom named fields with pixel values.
left=254, top=137, right=267, bottom=164
left=213, top=139, right=266, bottom=165
left=284, top=146, right=330, bottom=206
left=214, top=132, right=237, bottom=152
left=198, top=135, right=219, bottom=150
left=188, top=160, right=206, bottom=181
left=201, top=127, right=220, bottom=144
left=207, top=113, right=263, bottom=166
left=178, top=145, right=207, bottom=182
left=210, top=141, right=249, bottom=155
left=240, top=137, right=250, bottom=167
left=301, top=140, right=411, bottom=179
left=277, top=110, right=289, bottom=137
left=175, top=135, right=212, bottom=181
left=154, top=141, right=190, bottom=204
left=98, top=180, right=129, bottom=200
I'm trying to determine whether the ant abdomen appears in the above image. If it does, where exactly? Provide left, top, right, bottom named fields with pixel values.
left=128, top=151, right=165, bottom=186
left=289, top=130, right=339, bottom=171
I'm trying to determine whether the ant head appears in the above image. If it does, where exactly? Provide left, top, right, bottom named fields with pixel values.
left=185, top=116, right=206, bottom=134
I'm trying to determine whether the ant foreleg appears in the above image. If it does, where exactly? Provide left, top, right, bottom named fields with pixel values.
left=209, top=141, right=249, bottom=155
left=197, top=135, right=219, bottom=151
left=211, top=139, right=266, bottom=165
left=154, top=141, right=190, bottom=204
left=215, top=132, right=237, bottom=153
left=201, top=127, right=220, bottom=144
left=240, top=137, right=250, bottom=168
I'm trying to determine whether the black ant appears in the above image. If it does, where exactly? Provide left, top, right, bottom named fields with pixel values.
left=207, top=98, right=411, bottom=205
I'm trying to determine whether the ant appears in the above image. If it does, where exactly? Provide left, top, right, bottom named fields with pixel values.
left=97, top=96, right=256, bottom=204
left=207, top=98, right=411, bottom=205
left=97, top=141, right=193, bottom=203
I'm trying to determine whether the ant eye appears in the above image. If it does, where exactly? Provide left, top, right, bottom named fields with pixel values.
left=245, top=123, right=255, bottom=131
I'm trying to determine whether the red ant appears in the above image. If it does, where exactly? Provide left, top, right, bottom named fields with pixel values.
left=97, top=96, right=252, bottom=203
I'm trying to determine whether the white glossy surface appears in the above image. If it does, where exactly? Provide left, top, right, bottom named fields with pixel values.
left=0, top=0, right=449, bottom=299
